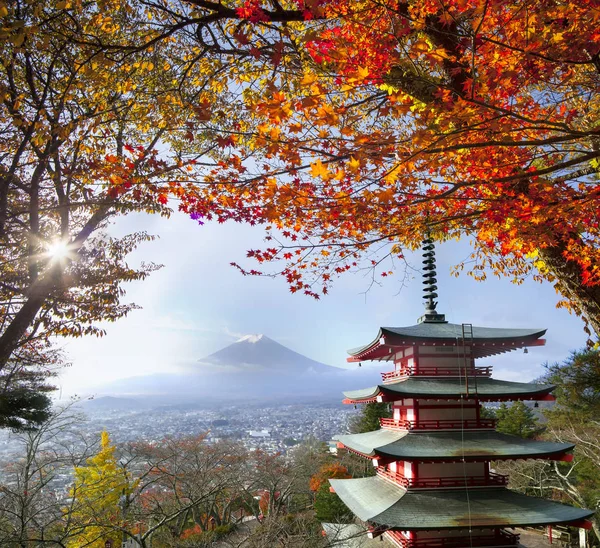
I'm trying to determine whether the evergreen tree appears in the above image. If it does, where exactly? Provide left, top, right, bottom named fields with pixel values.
left=349, top=403, right=392, bottom=434
left=314, top=484, right=354, bottom=523
left=310, top=463, right=353, bottom=523
left=546, top=349, right=600, bottom=422
left=495, top=402, right=541, bottom=439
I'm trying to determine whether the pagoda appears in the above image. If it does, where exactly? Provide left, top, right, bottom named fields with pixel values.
left=330, top=239, right=593, bottom=548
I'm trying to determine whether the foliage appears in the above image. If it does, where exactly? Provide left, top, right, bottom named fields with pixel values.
left=244, top=512, right=326, bottom=548
left=126, top=434, right=247, bottom=546
left=496, top=350, right=600, bottom=541
left=0, top=0, right=230, bottom=412
left=310, top=462, right=353, bottom=524
left=0, top=422, right=346, bottom=547
left=0, top=342, right=63, bottom=431
left=107, top=0, right=600, bottom=337
left=68, top=431, right=134, bottom=548
left=349, top=402, right=392, bottom=434
left=495, top=401, right=542, bottom=439
left=2, top=0, right=600, bottom=424
left=309, top=462, right=351, bottom=492
left=545, top=350, right=600, bottom=421
left=0, top=403, right=89, bottom=547
left=178, top=523, right=235, bottom=546
left=314, top=483, right=354, bottom=524
left=479, top=405, right=497, bottom=420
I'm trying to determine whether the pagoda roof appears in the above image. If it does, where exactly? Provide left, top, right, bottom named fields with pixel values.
left=348, top=324, right=546, bottom=361
left=335, top=430, right=574, bottom=461
left=343, top=377, right=555, bottom=403
left=329, top=476, right=593, bottom=530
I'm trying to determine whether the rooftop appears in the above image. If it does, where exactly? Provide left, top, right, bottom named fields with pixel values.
left=329, top=476, right=593, bottom=530
left=335, top=430, right=573, bottom=461
left=343, top=378, right=556, bottom=403
left=348, top=324, right=546, bottom=361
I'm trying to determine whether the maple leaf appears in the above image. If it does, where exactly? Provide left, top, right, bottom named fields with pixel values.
left=347, top=157, right=361, bottom=172
left=309, top=159, right=332, bottom=180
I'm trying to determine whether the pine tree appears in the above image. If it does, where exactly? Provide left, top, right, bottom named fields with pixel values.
left=495, top=402, right=541, bottom=439
left=314, top=483, right=354, bottom=523
left=349, top=403, right=392, bottom=434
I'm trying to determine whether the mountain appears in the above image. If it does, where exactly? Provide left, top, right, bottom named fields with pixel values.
left=198, top=334, right=340, bottom=374
left=98, top=334, right=380, bottom=402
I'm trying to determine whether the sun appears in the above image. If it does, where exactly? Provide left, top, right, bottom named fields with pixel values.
left=46, top=239, right=72, bottom=261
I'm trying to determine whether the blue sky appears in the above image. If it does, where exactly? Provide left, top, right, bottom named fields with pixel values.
left=58, top=209, right=588, bottom=396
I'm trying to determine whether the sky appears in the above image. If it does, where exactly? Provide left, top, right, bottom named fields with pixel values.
left=57, top=209, right=588, bottom=397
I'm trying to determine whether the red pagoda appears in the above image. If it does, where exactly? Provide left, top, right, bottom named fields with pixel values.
left=330, top=239, right=593, bottom=548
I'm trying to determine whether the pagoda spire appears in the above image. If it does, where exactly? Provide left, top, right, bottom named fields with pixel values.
left=418, top=236, right=446, bottom=324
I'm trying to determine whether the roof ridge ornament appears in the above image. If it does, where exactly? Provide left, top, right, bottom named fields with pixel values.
left=418, top=236, right=447, bottom=324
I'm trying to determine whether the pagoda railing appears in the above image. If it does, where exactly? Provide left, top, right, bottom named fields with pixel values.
left=380, top=418, right=496, bottom=430
left=386, top=530, right=519, bottom=548
left=381, top=366, right=492, bottom=382
left=376, top=468, right=508, bottom=489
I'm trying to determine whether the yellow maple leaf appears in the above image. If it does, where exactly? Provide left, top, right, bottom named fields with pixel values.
left=301, top=72, right=317, bottom=86
left=310, top=159, right=332, bottom=180
left=356, top=66, right=370, bottom=81
left=347, top=156, right=361, bottom=172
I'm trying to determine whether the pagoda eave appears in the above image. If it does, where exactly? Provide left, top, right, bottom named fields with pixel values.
left=329, top=477, right=594, bottom=531
left=343, top=378, right=556, bottom=403
left=347, top=325, right=547, bottom=362
left=336, top=430, right=575, bottom=462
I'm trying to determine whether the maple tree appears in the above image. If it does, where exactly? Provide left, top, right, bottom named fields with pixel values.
left=116, top=0, right=600, bottom=336
left=309, top=462, right=351, bottom=492
left=3, top=0, right=599, bottom=431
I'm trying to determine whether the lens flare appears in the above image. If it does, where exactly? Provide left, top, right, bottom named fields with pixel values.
left=46, top=240, right=71, bottom=261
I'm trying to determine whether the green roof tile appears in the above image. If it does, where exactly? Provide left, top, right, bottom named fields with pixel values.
left=330, top=477, right=593, bottom=530
left=381, top=324, right=546, bottom=342
left=348, top=323, right=546, bottom=360
left=336, top=430, right=573, bottom=460
left=343, top=378, right=555, bottom=402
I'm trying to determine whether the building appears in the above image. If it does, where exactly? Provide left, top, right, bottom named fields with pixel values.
left=330, top=239, right=593, bottom=548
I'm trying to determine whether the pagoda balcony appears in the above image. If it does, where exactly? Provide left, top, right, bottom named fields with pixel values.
left=380, top=418, right=497, bottom=431
left=381, top=366, right=493, bottom=383
left=386, top=529, right=519, bottom=548
left=376, top=468, right=509, bottom=489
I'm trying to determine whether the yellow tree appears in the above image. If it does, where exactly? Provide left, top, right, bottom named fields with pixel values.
left=67, top=431, right=135, bottom=547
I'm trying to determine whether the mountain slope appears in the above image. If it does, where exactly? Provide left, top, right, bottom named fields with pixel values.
left=198, top=334, right=340, bottom=374
left=97, top=334, right=380, bottom=401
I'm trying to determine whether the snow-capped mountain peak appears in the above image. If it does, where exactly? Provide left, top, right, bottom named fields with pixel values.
left=236, top=334, right=264, bottom=344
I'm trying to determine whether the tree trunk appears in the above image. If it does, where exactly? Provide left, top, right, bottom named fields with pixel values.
left=0, top=205, right=111, bottom=370
left=539, top=241, right=600, bottom=340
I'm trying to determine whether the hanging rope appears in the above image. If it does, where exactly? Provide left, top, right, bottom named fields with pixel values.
left=456, top=330, right=474, bottom=548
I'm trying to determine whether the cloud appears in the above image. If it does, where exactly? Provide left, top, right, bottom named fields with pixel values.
left=222, top=325, right=250, bottom=340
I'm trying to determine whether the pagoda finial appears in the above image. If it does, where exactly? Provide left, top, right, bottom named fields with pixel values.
left=418, top=236, right=446, bottom=324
